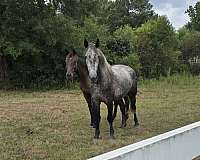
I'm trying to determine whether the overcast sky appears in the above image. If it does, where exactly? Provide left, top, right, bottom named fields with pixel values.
left=150, top=0, right=197, bottom=30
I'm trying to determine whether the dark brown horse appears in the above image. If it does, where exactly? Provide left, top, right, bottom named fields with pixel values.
left=65, top=50, right=129, bottom=128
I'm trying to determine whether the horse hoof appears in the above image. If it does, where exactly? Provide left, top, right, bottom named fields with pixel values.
left=90, top=123, right=96, bottom=128
left=112, top=115, right=116, bottom=120
left=94, top=135, right=100, bottom=139
left=94, top=130, right=100, bottom=139
left=90, top=125, right=95, bottom=128
left=134, top=123, right=139, bottom=127
left=110, top=135, right=115, bottom=139
left=92, top=124, right=97, bottom=128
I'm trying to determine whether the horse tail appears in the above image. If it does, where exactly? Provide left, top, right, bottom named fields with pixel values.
left=136, top=72, right=139, bottom=81
left=128, top=84, right=137, bottom=113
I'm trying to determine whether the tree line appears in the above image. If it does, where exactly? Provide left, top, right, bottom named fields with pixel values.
left=0, top=0, right=200, bottom=88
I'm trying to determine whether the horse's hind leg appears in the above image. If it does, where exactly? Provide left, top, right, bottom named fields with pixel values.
left=129, top=91, right=139, bottom=127
left=112, top=101, right=118, bottom=121
left=118, top=99, right=127, bottom=128
left=124, top=96, right=129, bottom=121
left=107, top=102, right=114, bottom=138
left=113, top=100, right=127, bottom=127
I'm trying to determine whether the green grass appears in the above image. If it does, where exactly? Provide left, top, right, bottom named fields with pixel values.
left=0, top=75, right=200, bottom=160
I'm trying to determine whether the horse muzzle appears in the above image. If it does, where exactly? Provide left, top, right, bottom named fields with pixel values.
left=66, top=73, right=73, bottom=81
left=91, top=77, right=98, bottom=83
left=89, top=73, right=97, bottom=83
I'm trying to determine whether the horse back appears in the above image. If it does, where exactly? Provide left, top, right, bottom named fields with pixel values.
left=111, top=65, right=137, bottom=99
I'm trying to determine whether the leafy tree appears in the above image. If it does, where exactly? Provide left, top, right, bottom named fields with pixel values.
left=177, top=27, right=190, bottom=40
left=0, top=0, right=83, bottom=87
left=0, top=0, right=55, bottom=82
left=135, top=16, right=180, bottom=78
left=1, top=0, right=197, bottom=88
left=106, top=0, right=155, bottom=31
left=179, top=30, right=200, bottom=75
left=0, top=0, right=55, bottom=57
left=50, top=0, right=103, bottom=25
left=106, top=25, right=140, bottom=72
left=81, top=17, right=110, bottom=51
left=113, top=25, right=136, bottom=51
left=179, top=30, right=200, bottom=62
left=186, top=2, right=200, bottom=31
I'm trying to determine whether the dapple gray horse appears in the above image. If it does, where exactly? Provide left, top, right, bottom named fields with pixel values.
left=65, top=50, right=129, bottom=128
left=84, top=39, right=139, bottom=139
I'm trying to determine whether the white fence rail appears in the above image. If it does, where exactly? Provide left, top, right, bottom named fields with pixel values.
left=88, top=121, right=200, bottom=160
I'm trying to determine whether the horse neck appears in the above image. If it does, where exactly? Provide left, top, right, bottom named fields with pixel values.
left=98, top=50, right=113, bottom=82
left=77, top=56, right=88, bottom=82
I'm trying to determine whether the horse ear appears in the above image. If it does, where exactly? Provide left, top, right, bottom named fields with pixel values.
left=96, top=38, right=100, bottom=48
left=65, top=49, right=69, bottom=56
left=72, top=49, right=77, bottom=55
left=84, top=39, right=88, bottom=48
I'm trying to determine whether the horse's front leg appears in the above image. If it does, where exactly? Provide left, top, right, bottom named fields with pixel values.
left=112, top=101, right=118, bottom=121
left=92, top=97, right=101, bottom=139
left=83, top=92, right=94, bottom=127
left=107, top=102, right=114, bottom=138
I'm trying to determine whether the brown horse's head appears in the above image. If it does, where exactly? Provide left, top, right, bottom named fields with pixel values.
left=65, top=49, right=78, bottom=80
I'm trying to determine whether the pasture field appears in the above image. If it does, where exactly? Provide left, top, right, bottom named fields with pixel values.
left=0, top=75, right=200, bottom=160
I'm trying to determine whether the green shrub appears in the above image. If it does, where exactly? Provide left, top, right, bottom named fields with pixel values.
left=106, top=25, right=141, bottom=73
left=135, top=16, right=180, bottom=79
left=190, top=63, right=200, bottom=75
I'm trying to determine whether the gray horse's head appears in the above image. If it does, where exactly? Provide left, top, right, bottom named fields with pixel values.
left=65, top=49, right=78, bottom=80
left=84, top=39, right=100, bottom=82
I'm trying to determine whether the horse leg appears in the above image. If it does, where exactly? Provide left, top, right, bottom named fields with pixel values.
left=92, top=97, right=101, bottom=139
left=107, top=102, right=114, bottom=138
left=118, top=99, right=126, bottom=128
left=112, top=101, right=118, bottom=121
left=129, top=91, right=139, bottom=127
left=124, top=96, right=129, bottom=121
left=83, top=92, right=94, bottom=127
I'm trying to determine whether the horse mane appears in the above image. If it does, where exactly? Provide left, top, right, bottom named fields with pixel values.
left=78, top=56, right=86, bottom=66
left=77, top=56, right=88, bottom=72
left=96, top=48, right=113, bottom=77
left=97, top=49, right=111, bottom=69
